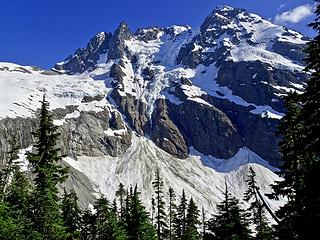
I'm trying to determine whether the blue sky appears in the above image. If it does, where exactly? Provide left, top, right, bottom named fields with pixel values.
left=0, top=0, right=316, bottom=69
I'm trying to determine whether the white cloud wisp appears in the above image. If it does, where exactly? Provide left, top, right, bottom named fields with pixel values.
left=275, top=4, right=314, bottom=24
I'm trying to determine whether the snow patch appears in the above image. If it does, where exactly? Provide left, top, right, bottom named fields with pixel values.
left=0, top=62, right=107, bottom=120
left=64, top=135, right=285, bottom=218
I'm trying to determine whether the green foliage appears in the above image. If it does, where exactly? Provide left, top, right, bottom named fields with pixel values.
left=0, top=136, right=33, bottom=239
left=152, top=169, right=168, bottom=239
left=268, top=3, right=320, bottom=237
left=94, top=197, right=127, bottom=240
left=27, top=95, right=68, bottom=239
left=116, top=183, right=126, bottom=221
left=208, top=183, right=252, bottom=240
left=244, top=168, right=273, bottom=240
left=0, top=201, right=23, bottom=240
left=175, top=189, right=188, bottom=238
left=125, top=186, right=157, bottom=240
left=168, top=187, right=178, bottom=240
left=79, top=209, right=96, bottom=239
left=182, top=198, right=200, bottom=240
left=61, top=189, right=82, bottom=239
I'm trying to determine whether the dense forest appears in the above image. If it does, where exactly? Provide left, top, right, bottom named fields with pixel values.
left=1, top=0, right=320, bottom=239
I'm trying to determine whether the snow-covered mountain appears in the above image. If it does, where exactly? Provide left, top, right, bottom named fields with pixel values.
left=0, top=5, right=308, bottom=214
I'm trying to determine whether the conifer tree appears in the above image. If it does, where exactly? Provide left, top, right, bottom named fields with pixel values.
left=269, top=2, right=320, bottom=238
left=61, top=189, right=81, bottom=239
left=151, top=197, right=156, bottom=224
left=80, top=209, right=96, bottom=240
left=116, top=183, right=126, bottom=221
left=208, top=183, right=251, bottom=240
left=201, top=207, right=207, bottom=239
left=0, top=137, right=32, bottom=239
left=123, top=188, right=132, bottom=233
left=126, top=186, right=157, bottom=240
left=27, top=95, right=69, bottom=239
left=0, top=201, right=22, bottom=240
left=182, top=198, right=200, bottom=240
left=244, top=168, right=273, bottom=240
left=168, top=187, right=177, bottom=240
left=94, top=196, right=127, bottom=240
left=175, top=189, right=187, bottom=238
left=152, top=169, right=168, bottom=239
left=4, top=167, right=33, bottom=238
left=294, top=1, right=320, bottom=238
left=113, top=198, right=118, bottom=216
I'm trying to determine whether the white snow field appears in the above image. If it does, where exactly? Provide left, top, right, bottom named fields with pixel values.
left=64, top=134, right=285, bottom=218
left=0, top=62, right=107, bottom=120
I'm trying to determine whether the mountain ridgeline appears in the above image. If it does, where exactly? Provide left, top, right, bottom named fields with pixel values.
left=54, top=5, right=309, bottom=166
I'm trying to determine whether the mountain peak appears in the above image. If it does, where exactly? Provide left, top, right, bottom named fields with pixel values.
left=216, top=5, right=234, bottom=11
left=114, top=21, right=131, bottom=40
left=200, top=5, right=249, bottom=32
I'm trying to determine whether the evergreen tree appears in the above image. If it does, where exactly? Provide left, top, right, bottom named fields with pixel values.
left=152, top=169, right=168, bottom=239
left=126, top=186, right=157, bottom=240
left=182, top=198, right=200, bottom=240
left=113, top=198, right=118, bottom=216
left=268, top=3, right=320, bottom=237
left=0, top=201, right=23, bottom=240
left=208, top=183, right=251, bottom=240
left=201, top=207, right=207, bottom=239
left=168, top=187, right=177, bottom=240
left=151, top=196, right=156, bottom=224
left=79, top=209, right=96, bottom=240
left=61, top=189, right=82, bottom=239
left=116, top=183, right=126, bottom=221
left=267, top=92, right=303, bottom=239
left=27, top=95, right=69, bottom=239
left=294, top=1, right=320, bottom=238
left=123, top=188, right=132, bottom=234
left=94, top=197, right=127, bottom=240
left=0, top=136, right=33, bottom=239
left=4, top=167, right=33, bottom=238
left=175, top=189, right=188, bottom=238
left=244, top=168, right=273, bottom=240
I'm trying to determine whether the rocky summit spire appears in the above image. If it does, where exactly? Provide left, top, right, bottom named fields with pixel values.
left=114, top=21, right=132, bottom=40
left=107, top=21, right=132, bottom=60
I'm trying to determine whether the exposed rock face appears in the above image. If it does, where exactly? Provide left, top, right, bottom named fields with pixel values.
left=110, top=89, right=150, bottom=136
left=0, top=104, right=132, bottom=163
left=273, top=40, right=307, bottom=63
left=205, top=96, right=281, bottom=166
left=216, top=60, right=308, bottom=112
left=107, top=22, right=132, bottom=60
left=53, top=32, right=112, bottom=74
left=168, top=100, right=244, bottom=159
left=217, top=61, right=275, bottom=106
left=0, top=117, right=37, bottom=163
left=58, top=110, right=131, bottom=158
left=151, top=99, right=189, bottom=159
left=135, top=27, right=162, bottom=42
left=53, top=21, right=132, bottom=74
left=61, top=166, right=97, bottom=208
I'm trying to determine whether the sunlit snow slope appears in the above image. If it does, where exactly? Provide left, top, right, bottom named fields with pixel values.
left=64, top=135, right=284, bottom=215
